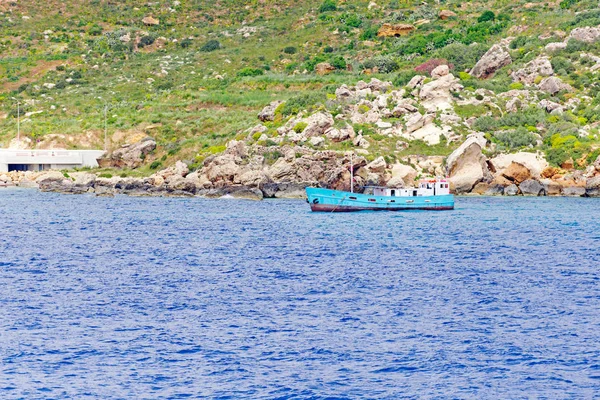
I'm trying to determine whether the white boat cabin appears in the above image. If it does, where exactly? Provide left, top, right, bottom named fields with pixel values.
left=365, top=179, right=450, bottom=197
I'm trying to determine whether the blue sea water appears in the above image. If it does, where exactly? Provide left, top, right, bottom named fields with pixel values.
left=1, top=189, right=600, bottom=399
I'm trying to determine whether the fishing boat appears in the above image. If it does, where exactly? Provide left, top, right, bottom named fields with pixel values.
left=305, top=154, right=454, bottom=212
left=306, top=180, right=454, bottom=212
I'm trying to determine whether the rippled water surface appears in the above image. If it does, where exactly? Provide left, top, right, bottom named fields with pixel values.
left=1, top=189, right=600, bottom=398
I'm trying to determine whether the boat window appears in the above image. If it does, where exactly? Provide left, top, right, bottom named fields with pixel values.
left=413, top=190, right=417, bottom=196
left=349, top=196, right=357, bottom=200
left=368, top=198, right=376, bottom=202
left=390, top=190, right=395, bottom=196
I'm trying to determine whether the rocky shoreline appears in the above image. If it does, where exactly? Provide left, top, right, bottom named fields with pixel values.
left=3, top=65, right=600, bottom=199
left=1, top=142, right=600, bottom=199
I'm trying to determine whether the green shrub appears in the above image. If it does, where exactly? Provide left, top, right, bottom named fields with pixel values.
left=341, top=13, right=362, bottom=28
left=509, top=82, right=524, bottom=90
left=560, top=0, right=580, bottom=9
left=179, top=38, right=192, bottom=48
left=281, top=93, right=324, bottom=116
left=493, top=127, right=537, bottom=149
left=252, top=131, right=263, bottom=141
left=330, top=56, right=346, bottom=70
left=436, top=43, right=487, bottom=73
left=319, top=0, right=337, bottom=13
left=264, top=150, right=283, bottom=164
left=237, top=67, right=264, bottom=77
left=359, top=24, right=379, bottom=41
left=293, top=122, right=308, bottom=133
left=394, top=69, right=418, bottom=86
left=200, top=39, right=221, bottom=52
left=474, top=107, right=546, bottom=131
left=305, top=54, right=327, bottom=71
left=323, top=46, right=334, bottom=53
left=551, top=56, right=574, bottom=75
left=98, top=172, right=113, bottom=178
left=545, top=133, right=589, bottom=167
left=206, top=145, right=226, bottom=154
left=139, top=35, right=156, bottom=48
left=283, top=46, right=297, bottom=54
left=454, top=104, right=489, bottom=118
left=586, top=148, right=600, bottom=164
left=149, top=161, right=162, bottom=169
left=361, top=56, right=399, bottom=73
left=88, top=24, right=103, bottom=36
left=478, top=11, right=495, bottom=23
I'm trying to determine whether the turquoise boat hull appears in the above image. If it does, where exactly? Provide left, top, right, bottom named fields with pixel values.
left=306, top=187, right=454, bottom=212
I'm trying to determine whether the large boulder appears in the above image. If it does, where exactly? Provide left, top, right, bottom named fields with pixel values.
left=261, top=182, right=308, bottom=199
left=366, top=156, right=387, bottom=174
left=538, top=76, right=574, bottom=95
left=315, top=62, right=335, bottom=75
left=390, top=163, right=418, bottom=185
left=569, top=27, right=600, bottom=43
left=430, top=64, right=450, bottom=78
left=268, top=157, right=296, bottom=181
left=489, top=152, right=548, bottom=179
left=511, top=56, right=553, bottom=84
left=377, top=23, right=415, bottom=37
left=438, top=10, right=457, bottom=20
left=105, top=137, right=156, bottom=169
left=586, top=176, right=600, bottom=197
left=471, top=44, right=512, bottom=79
left=405, top=113, right=427, bottom=133
left=502, top=162, right=532, bottom=184
left=419, top=74, right=463, bottom=109
left=203, top=153, right=242, bottom=184
left=409, top=123, right=446, bottom=146
left=142, top=16, right=160, bottom=26
left=446, top=135, right=490, bottom=193
left=538, top=99, right=564, bottom=113
left=505, top=184, right=519, bottom=196
left=258, top=100, right=283, bottom=122
left=302, top=112, right=334, bottom=137
left=406, top=75, right=425, bottom=89
left=519, top=179, right=546, bottom=196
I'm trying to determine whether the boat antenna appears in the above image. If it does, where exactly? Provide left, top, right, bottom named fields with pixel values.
left=350, top=152, right=354, bottom=193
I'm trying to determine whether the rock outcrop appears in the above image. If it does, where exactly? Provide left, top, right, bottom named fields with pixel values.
left=446, top=134, right=490, bottom=193
left=438, top=10, right=457, bottom=20
left=471, top=44, right=512, bottom=79
left=538, top=76, right=574, bottom=95
left=315, top=62, right=335, bottom=75
left=101, top=137, right=157, bottom=168
left=511, top=56, right=553, bottom=84
left=142, top=16, right=160, bottom=26
left=377, top=23, right=415, bottom=37
left=569, top=27, right=600, bottom=43
left=258, top=101, right=283, bottom=122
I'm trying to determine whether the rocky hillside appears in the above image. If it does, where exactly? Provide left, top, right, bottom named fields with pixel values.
left=1, top=0, right=600, bottom=196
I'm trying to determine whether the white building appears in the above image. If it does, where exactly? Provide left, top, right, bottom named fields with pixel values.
left=0, top=149, right=105, bottom=172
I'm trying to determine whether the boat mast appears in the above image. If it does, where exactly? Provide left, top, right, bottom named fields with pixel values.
left=350, top=152, right=354, bottom=193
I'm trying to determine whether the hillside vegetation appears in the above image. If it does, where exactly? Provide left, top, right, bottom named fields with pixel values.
left=1, top=0, right=600, bottom=175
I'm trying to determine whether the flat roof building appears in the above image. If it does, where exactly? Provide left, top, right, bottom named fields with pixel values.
left=0, top=149, right=105, bottom=172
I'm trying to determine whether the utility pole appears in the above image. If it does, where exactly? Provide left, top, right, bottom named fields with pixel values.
left=104, top=104, right=108, bottom=151
left=17, top=100, right=20, bottom=143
